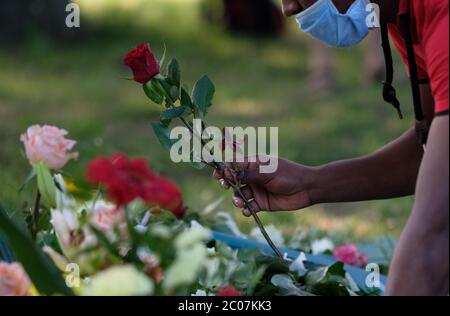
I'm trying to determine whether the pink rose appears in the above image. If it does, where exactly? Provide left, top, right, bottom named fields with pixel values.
left=20, top=125, right=78, bottom=169
left=91, top=201, right=126, bottom=234
left=0, top=262, right=32, bottom=296
left=333, top=243, right=368, bottom=267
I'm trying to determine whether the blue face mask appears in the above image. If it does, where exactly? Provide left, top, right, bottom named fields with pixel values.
left=296, top=0, right=370, bottom=48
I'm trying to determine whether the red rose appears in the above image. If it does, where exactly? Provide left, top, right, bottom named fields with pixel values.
left=216, top=286, right=242, bottom=296
left=86, top=154, right=184, bottom=217
left=124, top=43, right=160, bottom=84
left=147, top=176, right=185, bottom=218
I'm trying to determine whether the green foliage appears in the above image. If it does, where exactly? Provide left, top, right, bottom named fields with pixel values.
left=167, top=58, right=181, bottom=89
left=180, top=87, right=194, bottom=109
left=143, top=81, right=164, bottom=105
left=305, top=261, right=351, bottom=296
left=151, top=122, right=175, bottom=151
left=192, top=76, right=215, bottom=118
left=35, top=162, right=56, bottom=209
left=0, top=204, right=73, bottom=296
left=160, top=106, right=190, bottom=121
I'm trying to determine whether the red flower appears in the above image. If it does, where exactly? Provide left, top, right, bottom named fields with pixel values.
left=216, top=286, right=242, bottom=296
left=333, top=243, right=368, bottom=267
left=124, top=43, right=160, bottom=84
left=86, top=154, right=184, bottom=217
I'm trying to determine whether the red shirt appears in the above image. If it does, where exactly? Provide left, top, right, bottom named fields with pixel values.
left=388, top=0, right=449, bottom=114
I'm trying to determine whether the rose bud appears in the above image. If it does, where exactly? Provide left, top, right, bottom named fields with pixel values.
left=123, top=43, right=160, bottom=84
left=20, top=125, right=78, bottom=170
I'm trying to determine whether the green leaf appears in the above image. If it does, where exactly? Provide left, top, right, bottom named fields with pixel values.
left=192, top=75, right=215, bottom=118
left=155, top=78, right=175, bottom=105
left=170, top=86, right=180, bottom=101
left=167, top=58, right=181, bottom=88
left=19, top=167, right=36, bottom=192
left=305, top=266, right=328, bottom=285
left=35, top=162, right=56, bottom=209
left=305, top=261, right=350, bottom=296
left=0, top=204, right=73, bottom=295
left=143, top=82, right=164, bottom=104
left=160, top=106, right=190, bottom=121
left=271, top=274, right=313, bottom=296
left=255, top=254, right=289, bottom=274
left=151, top=122, right=174, bottom=151
left=327, top=261, right=346, bottom=277
left=90, top=226, right=121, bottom=259
left=181, top=87, right=193, bottom=109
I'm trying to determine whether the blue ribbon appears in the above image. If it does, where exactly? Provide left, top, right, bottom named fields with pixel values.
left=212, top=231, right=387, bottom=293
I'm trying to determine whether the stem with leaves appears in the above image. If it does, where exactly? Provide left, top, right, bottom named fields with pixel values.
left=179, top=117, right=283, bottom=258
left=147, top=57, right=283, bottom=259
left=31, top=191, right=41, bottom=241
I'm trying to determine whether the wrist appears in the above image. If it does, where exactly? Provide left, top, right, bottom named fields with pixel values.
left=303, top=164, right=325, bottom=206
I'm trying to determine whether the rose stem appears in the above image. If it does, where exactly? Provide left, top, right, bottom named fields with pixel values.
left=179, top=117, right=283, bottom=259
left=32, top=190, right=41, bottom=240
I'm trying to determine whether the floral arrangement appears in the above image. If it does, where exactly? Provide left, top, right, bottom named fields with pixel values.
left=0, top=43, right=384, bottom=297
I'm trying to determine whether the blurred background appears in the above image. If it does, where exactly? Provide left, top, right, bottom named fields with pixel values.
left=0, top=0, right=416, bottom=242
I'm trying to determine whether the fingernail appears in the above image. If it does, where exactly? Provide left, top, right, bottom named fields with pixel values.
left=233, top=197, right=240, bottom=206
left=220, top=179, right=226, bottom=186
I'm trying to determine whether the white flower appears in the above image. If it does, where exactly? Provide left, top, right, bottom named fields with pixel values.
left=215, top=212, right=246, bottom=238
left=250, top=225, right=284, bottom=247
left=191, top=289, right=214, bottom=296
left=175, top=225, right=211, bottom=249
left=163, top=244, right=207, bottom=289
left=311, top=238, right=334, bottom=255
left=283, top=253, right=292, bottom=261
left=50, top=182, right=98, bottom=258
left=203, top=253, right=221, bottom=288
left=163, top=226, right=211, bottom=289
left=42, top=246, right=69, bottom=271
left=54, top=174, right=76, bottom=210
left=190, top=220, right=204, bottom=230
left=81, top=265, right=154, bottom=296
left=289, top=252, right=308, bottom=276
left=50, top=208, right=80, bottom=256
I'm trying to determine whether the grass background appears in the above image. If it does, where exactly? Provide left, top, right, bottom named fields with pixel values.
left=0, top=0, right=416, bottom=241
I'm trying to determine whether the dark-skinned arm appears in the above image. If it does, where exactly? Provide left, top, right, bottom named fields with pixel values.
left=386, top=114, right=449, bottom=295
left=309, top=84, right=434, bottom=204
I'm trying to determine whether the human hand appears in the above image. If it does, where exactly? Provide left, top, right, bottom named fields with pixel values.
left=213, top=156, right=316, bottom=216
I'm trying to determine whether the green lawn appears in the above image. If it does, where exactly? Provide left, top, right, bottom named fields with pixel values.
left=0, top=0, right=416, bottom=241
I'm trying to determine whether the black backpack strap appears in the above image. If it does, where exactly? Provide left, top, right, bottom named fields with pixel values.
left=381, top=23, right=403, bottom=119
left=399, top=12, right=429, bottom=146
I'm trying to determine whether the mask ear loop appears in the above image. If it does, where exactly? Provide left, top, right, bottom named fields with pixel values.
left=380, top=23, right=403, bottom=119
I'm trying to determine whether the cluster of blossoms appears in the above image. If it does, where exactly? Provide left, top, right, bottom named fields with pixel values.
left=333, top=244, right=368, bottom=268
left=0, top=43, right=376, bottom=297
left=1, top=122, right=250, bottom=297
left=86, top=154, right=184, bottom=218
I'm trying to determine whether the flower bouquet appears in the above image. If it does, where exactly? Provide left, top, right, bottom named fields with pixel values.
left=0, top=43, right=385, bottom=297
